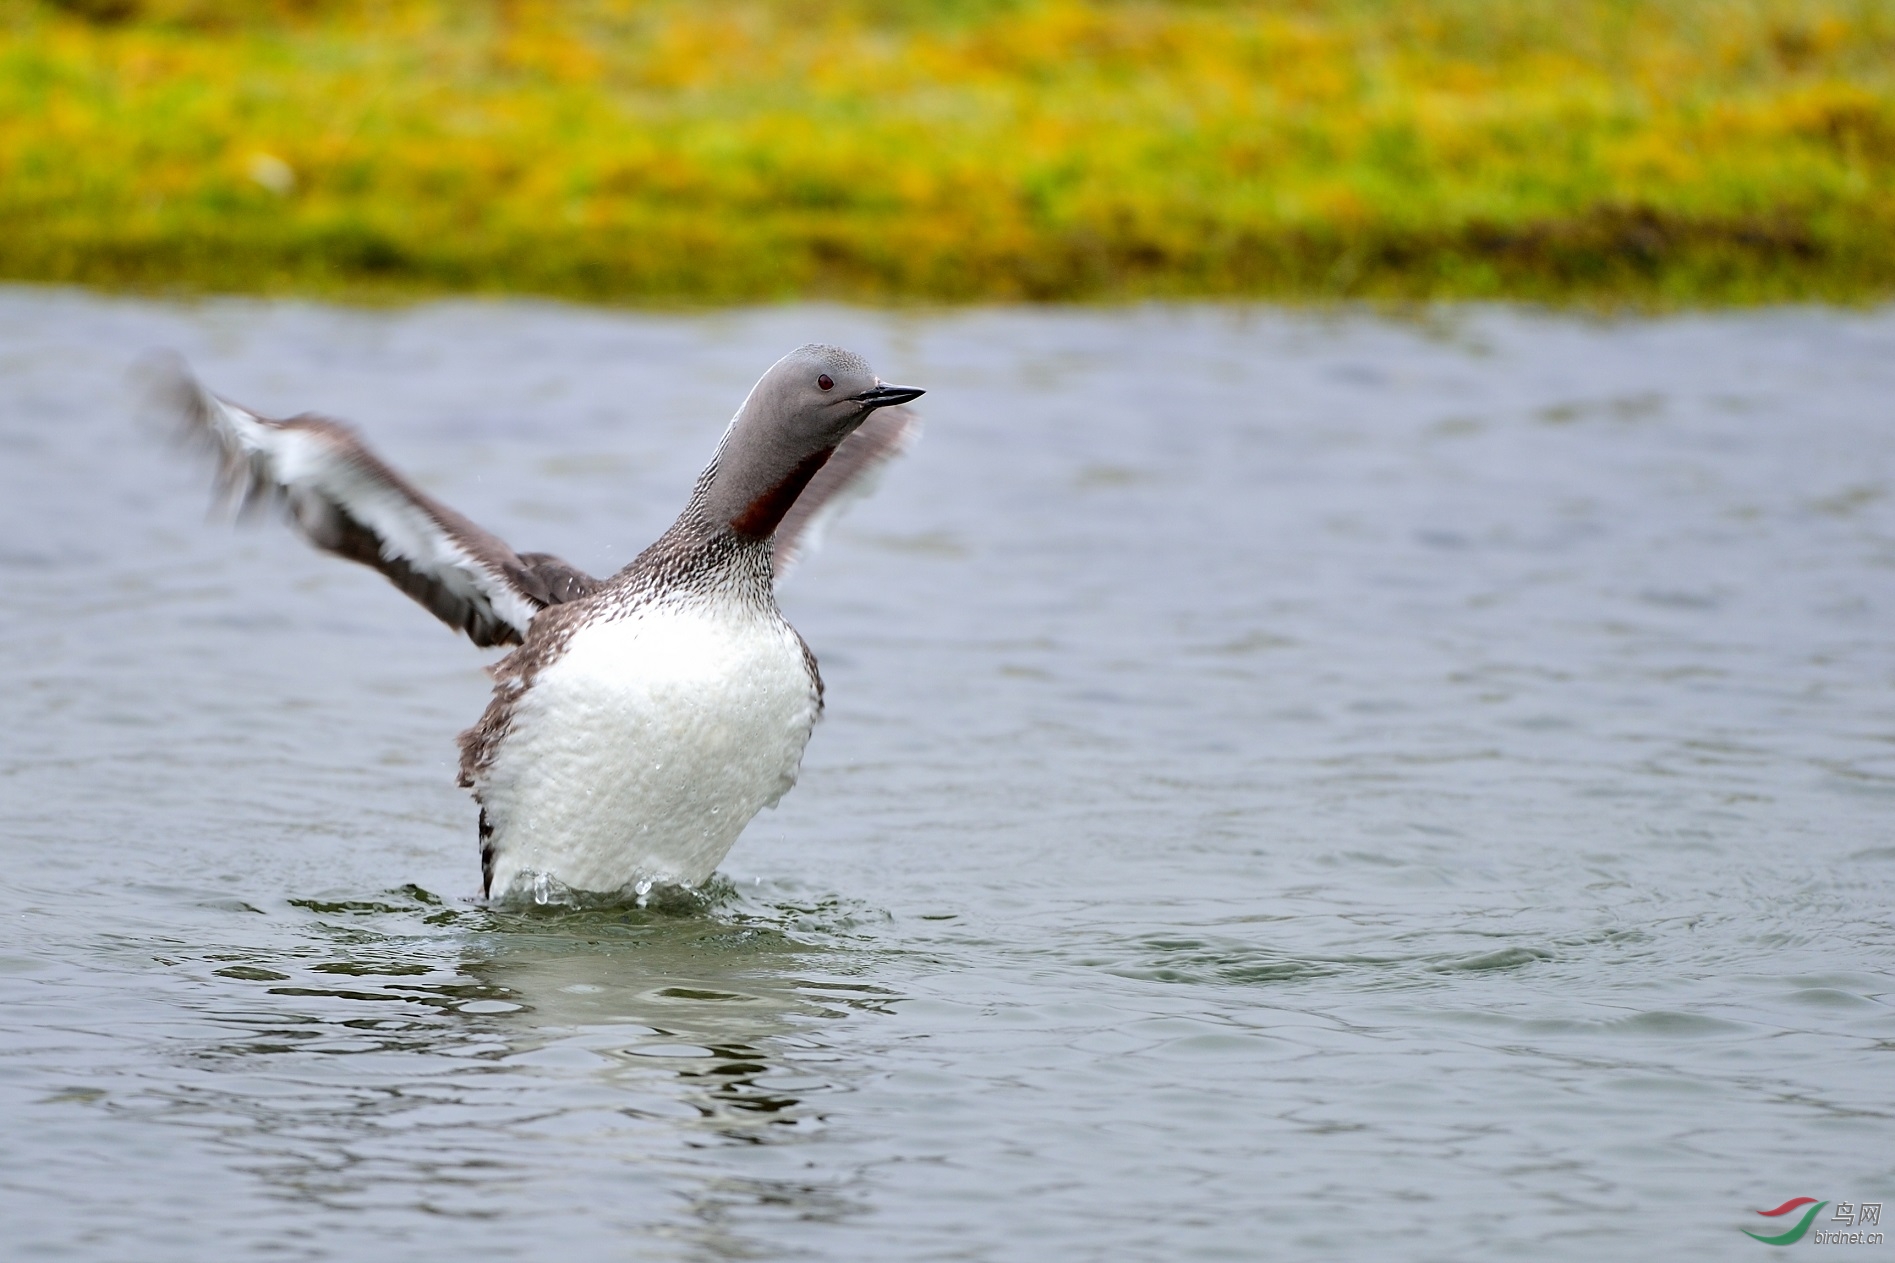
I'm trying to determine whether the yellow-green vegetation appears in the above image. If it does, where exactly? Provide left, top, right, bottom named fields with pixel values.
left=3, top=0, right=1893, bottom=304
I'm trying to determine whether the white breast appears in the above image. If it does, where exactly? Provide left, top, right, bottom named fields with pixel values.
left=477, top=598, right=820, bottom=897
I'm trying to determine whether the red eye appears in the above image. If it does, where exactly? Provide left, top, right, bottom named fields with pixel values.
left=818, top=374, right=833, bottom=391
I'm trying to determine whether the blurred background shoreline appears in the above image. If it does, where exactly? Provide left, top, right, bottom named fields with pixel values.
left=5, top=0, right=1893, bottom=308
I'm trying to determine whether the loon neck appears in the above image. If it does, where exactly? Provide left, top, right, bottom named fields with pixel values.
left=611, top=465, right=779, bottom=596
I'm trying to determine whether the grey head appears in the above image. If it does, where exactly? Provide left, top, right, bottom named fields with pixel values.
left=706, top=345, right=924, bottom=540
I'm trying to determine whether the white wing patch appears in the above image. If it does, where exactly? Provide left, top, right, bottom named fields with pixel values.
left=260, top=420, right=541, bottom=636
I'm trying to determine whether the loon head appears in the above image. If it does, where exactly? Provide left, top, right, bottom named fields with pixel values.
left=709, top=344, right=924, bottom=540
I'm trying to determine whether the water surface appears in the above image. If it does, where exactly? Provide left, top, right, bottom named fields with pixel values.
left=1, top=290, right=1892, bottom=1260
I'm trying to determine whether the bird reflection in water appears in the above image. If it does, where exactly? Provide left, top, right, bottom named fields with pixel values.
left=157, top=888, right=896, bottom=1255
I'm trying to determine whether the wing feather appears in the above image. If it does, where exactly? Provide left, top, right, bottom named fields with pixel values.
left=772, top=405, right=920, bottom=584
left=146, top=354, right=599, bottom=647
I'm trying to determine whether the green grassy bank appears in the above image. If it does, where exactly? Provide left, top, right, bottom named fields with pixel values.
left=4, top=0, right=1894, bottom=304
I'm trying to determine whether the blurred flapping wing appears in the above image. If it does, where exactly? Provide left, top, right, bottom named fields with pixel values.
left=147, top=354, right=598, bottom=647
left=772, top=404, right=920, bottom=584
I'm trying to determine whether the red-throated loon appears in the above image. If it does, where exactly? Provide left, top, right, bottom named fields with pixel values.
left=151, top=345, right=923, bottom=900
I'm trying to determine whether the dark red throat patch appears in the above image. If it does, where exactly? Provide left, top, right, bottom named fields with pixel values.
left=731, top=447, right=836, bottom=539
